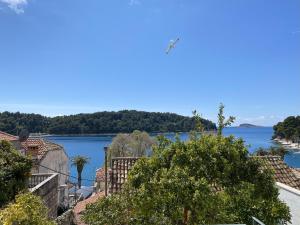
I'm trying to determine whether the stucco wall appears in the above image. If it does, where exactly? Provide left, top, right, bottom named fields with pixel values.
left=277, top=182, right=300, bottom=225
left=39, top=149, right=69, bottom=203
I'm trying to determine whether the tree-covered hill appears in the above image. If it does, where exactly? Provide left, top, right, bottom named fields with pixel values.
left=0, top=110, right=216, bottom=135
left=273, top=116, right=300, bottom=141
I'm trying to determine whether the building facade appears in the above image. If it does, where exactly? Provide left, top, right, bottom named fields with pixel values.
left=0, top=131, right=69, bottom=207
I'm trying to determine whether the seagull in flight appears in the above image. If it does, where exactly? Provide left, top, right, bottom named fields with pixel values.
left=166, top=38, right=180, bottom=54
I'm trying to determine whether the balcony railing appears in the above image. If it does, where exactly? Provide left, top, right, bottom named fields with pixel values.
left=28, top=173, right=55, bottom=189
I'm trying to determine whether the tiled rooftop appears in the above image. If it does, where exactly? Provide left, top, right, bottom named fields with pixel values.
left=21, top=138, right=64, bottom=160
left=0, top=131, right=18, bottom=141
left=0, top=130, right=64, bottom=161
left=254, top=155, right=300, bottom=190
left=292, top=168, right=300, bottom=179
left=73, top=192, right=105, bottom=225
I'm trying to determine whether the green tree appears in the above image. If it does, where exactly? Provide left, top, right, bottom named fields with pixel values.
left=71, top=155, right=89, bottom=189
left=83, top=193, right=131, bottom=225
left=0, top=140, right=32, bottom=207
left=83, top=134, right=290, bottom=225
left=0, top=192, right=55, bottom=225
left=273, top=116, right=300, bottom=143
left=108, top=130, right=155, bottom=164
left=255, top=146, right=289, bottom=160
left=217, top=103, right=235, bottom=136
left=0, top=110, right=217, bottom=135
left=192, top=110, right=205, bottom=132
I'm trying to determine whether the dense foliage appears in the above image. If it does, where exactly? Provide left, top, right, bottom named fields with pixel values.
left=0, top=140, right=32, bottom=207
left=83, top=135, right=290, bottom=225
left=254, top=146, right=289, bottom=160
left=0, top=110, right=216, bottom=135
left=0, top=192, right=55, bottom=225
left=273, top=116, right=300, bottom=142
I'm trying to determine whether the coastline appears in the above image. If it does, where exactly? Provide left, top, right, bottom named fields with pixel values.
left=273, top=138, right=300, bottom=151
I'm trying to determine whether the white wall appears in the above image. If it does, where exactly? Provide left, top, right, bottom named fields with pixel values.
left=277, top=182, right=300, bottom=225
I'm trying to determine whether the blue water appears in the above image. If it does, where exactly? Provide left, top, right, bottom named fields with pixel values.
left=45, top=127, right=300, bottom=186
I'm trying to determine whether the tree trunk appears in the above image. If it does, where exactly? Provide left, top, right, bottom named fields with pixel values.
left=78, top=173, right=82, bottom=189
left=183, top=207, right=188, bottom=225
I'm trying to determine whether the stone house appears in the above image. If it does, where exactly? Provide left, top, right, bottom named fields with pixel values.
left=21, top=138, right=69, bottom=205
left=0, top=131, right=25, bottom=154
left=0, top=131, right=69, bottom=207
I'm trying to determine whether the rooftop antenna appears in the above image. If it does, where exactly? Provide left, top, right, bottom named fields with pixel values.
left=18, top=129, right=29, bottom=142
left=166, top=38, right=180, bottom=54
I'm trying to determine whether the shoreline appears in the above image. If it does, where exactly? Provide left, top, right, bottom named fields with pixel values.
left=273, top=138, right=300, bottom=151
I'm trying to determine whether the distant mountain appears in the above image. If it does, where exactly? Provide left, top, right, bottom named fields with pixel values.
left=238, top=123, right=262, bottom=128
left=0, top=110, right=216, bottom=135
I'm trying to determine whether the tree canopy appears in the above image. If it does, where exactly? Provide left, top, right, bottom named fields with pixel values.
left=273, top=116, right=300, bottom=142
left=0, top=140, right=32, bottom=207
left=83, top=134, right=290, bottom=225
left=0, top=110, right=216, bottom=135
left=108, top=130, right=155, bottom=163
left=0, top=192, right=55, bottom=225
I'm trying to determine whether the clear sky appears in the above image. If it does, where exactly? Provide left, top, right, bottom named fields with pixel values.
left=0, top=0, right=299, bottom=126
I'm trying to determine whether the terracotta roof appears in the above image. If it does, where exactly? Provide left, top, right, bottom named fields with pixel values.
left=21, top=138, right=64, bottom=160
left=0, top=131, right=18, bottom=141
left=254, top=156, right=300, bottom=190
left=96, top=168, right=106, bottom=182
left=73, top=192, right=105, bottom=225
left=292, top=168, right=300, bottom=179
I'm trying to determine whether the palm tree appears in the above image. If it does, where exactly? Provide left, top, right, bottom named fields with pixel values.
left=71, top=156, right=89, bottom=189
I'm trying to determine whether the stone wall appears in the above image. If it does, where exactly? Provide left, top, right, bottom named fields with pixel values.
left=30, top=173, right=59, bottom=218
left=56, top=209, right=75, bottom=225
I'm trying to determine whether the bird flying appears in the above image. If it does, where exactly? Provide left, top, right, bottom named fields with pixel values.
left=166, top=38, right=180, bottom=54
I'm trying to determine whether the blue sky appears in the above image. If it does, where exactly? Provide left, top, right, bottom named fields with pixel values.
left=0, top=0, right=299, bottom=126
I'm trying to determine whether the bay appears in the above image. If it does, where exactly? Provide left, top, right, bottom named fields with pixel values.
left=45, top=127, right=300, bottom=186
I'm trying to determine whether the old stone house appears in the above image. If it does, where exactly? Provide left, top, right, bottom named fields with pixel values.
left=0, top=131, right=69, bottom=207
left=21, top=137, right=69, bottom=204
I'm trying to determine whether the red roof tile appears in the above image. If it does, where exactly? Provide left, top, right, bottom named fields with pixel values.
left=73, top=192, right=105, bottom=225
left=96, top=168, right=105, bottom=182
left=254, top=156, right=300, bottom=190
left=21, top=138, right=64, bottom=160
left=0, top=131, right=18, bottom=141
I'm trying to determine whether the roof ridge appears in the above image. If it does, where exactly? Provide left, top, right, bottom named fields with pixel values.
left=0, top=131, right=18, bottom=139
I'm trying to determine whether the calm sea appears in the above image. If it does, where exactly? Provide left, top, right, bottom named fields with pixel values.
left=45, top=127, right=300, bottom=186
